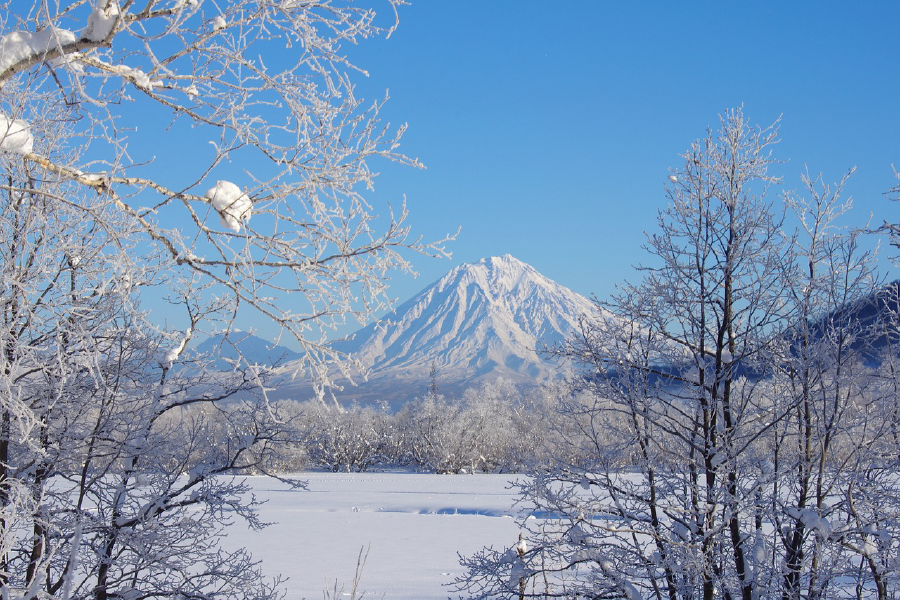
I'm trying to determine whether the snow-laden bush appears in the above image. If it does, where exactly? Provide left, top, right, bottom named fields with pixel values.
left=391, top=380, right=563, bottom=474
left=302, top=402, right=393, bottom=473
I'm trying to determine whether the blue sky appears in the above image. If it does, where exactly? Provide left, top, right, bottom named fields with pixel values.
left=101, top=1, right=897, bottom=343
left=341, top=1, right=898, bottom=313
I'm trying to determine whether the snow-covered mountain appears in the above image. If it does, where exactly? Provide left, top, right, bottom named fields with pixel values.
left=274, top=255, right=602, bottom=404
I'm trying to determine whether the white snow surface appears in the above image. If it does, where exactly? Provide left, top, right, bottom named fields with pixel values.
left=0, top=28, right=77, bottom=74
left=224, top=472, right=525, bottom=600
left=0, top=114, right=33, bottom=154
left=204, top=180, right=252, bottom=231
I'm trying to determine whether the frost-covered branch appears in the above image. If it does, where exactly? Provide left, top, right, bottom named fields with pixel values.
left=0, top=0, right=452, bottom=388
left=0, top=1, right=444, bottom=598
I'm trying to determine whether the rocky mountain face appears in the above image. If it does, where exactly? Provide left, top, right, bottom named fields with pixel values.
left=273, top=255, right=603, bottom=405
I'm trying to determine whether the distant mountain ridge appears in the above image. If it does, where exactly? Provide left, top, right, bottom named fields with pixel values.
left=197, top=330, right=302, bottom=368
left=273, top=255, right=605, bottom=405
left=245, top=264, right=900, bottom=406
left=800, top=279, right=900, bottom=362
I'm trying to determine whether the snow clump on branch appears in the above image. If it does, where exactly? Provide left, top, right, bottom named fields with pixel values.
left=205, top=180, right=252, bottom=231
left=110, top=64, right=153, bottom=90
left=0, top=28, right=76, bottom=74
left=159, top=327, right=192, bottom=370
left=0, top=114, right=33, bottom=154
left=83, top=0, right=121, bottom=42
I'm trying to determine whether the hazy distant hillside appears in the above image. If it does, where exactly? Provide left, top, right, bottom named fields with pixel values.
left=197, top=330, right=302, bottom=368
left=799, top=279, right=900, bottom=362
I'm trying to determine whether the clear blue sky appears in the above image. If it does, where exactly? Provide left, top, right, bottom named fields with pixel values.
left=343, top=1, right=898, bottom=314
left=123, top=1, right=897, bottom=344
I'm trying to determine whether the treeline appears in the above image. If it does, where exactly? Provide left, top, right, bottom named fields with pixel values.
left=172, top=379, right=591, bottom=475
left=292, top=379, right=583, bottom=474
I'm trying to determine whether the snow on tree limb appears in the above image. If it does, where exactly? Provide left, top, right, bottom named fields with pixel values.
left=205, top=180, right=252, bottom=232
left=0, top=114, right=33, bottom=154
left=83, top=0, right=121, bottom=42
left=0, top=28, right=77, bottom=74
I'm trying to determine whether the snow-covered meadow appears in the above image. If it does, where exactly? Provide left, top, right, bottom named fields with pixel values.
left=228, top=473, right=527, bottom=600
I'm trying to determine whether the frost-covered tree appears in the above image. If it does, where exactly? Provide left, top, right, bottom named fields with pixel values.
left=390, top=379, right=555, bottom=474
left=0, top=1, right=444, bottom=598
left=0, top=0, right=448, bottom=382
left=458, top=108, right=897, bottom=600
left=0, top=132, right=310, bottom=599
left=457, top=379, right=547, bottom=473
left=302, top=401, right=391, bottom=472
left=766, top=169, right=897, bottom=600
left=393, top=392, right=482, bottom=474
left=0, top=148, right=294, bottom=599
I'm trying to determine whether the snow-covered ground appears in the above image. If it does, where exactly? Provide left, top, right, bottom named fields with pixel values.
left=227, top=473, right=527, bottom=600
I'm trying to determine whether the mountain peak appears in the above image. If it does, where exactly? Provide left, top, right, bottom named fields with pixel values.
left=276, top=254, right=606, bottom=405
left=443, top=255, right=547, bottom=298
left=472, top=254, right=528, bottom=270
left=479, top=253, right=524, bottom=265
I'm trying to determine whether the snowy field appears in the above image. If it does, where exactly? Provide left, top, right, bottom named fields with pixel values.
left=227, top=473, right=527, bottom=600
